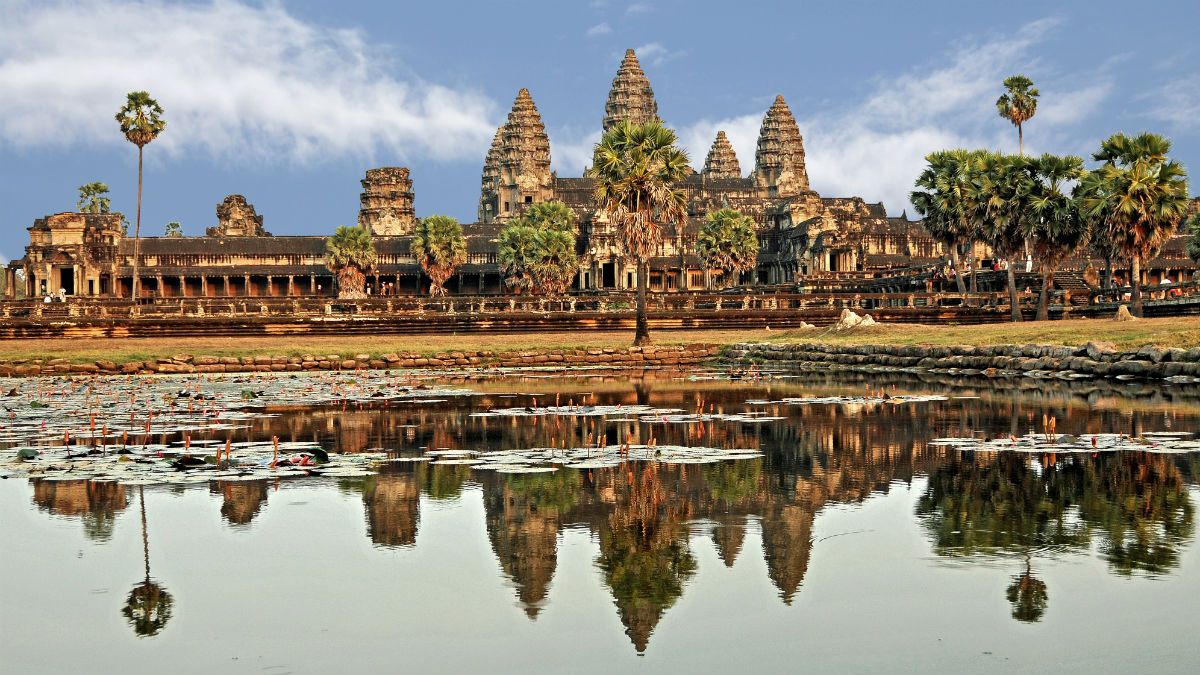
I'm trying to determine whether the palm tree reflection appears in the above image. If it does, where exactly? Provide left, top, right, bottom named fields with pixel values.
left=122, top=486, right=173, bottom=637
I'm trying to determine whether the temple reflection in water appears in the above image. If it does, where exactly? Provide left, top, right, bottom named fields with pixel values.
left=22, top=373, right=1200, bottom=652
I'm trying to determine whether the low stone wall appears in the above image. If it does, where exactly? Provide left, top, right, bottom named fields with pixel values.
left=0, top=344, right=721, bottom=378
left=724, top=342, right=1200, bottom=382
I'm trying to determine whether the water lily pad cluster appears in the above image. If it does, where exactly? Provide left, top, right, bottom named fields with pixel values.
left=927, top=431, right=1199, bottom=454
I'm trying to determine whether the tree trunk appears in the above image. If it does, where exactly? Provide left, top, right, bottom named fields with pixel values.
left=1037, top=267, right=1054, bottom=321
left=133, top=145, right=143, bottom=300
left=1104, top=256, right=1113, bottom=292
left=949, top=249, right=967, bottom=294
left=1007, top=262, right=1021, bottom=322
left=1131, top=256, right=1143, bottom=317
left=633, top=257, right=650, bottom=346
left=1018, top=123, right=1023, bottom=156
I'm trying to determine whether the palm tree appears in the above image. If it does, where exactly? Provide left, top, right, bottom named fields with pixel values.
left=1027, top=154, right=1089, bottom=320
left=696, top=208, right=758, bottom=288
left=77, top=182, right=112, bottom=213
left=1006, top=555, right=1049, bottom=623
left=912, top=149, right=984, bottom=294
left=969, top=152, right=1029, bottom=321
left=589, top=121, right=690, bottom=346
left=163, top=221, right=183, bottom=238
left=325, top=225, right=378, bottom=298
left=497, top=224, right=540, bottom=293
left=517, top=200, right=577, bottom=234
left=122, top=486, right=173, bottom=637
left=996, top=75, right=1039, bottom=156
left=115, top=92, right=165, bottom=299
left=531, top=228, right=579, bottom=295
left=1077, top=133, right=1191, bottom=317
left=1185, top=210, right=1200, bottom=263
left=412, top=215, right=468, bottom=296
left=499, top=200, right=580, bottom=295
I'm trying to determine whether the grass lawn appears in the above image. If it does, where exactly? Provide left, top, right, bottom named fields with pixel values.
left=1, top=317, right=1197, bottom=364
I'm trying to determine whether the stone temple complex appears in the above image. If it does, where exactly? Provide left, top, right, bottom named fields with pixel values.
left=5, top=48, right=1197, bottom=299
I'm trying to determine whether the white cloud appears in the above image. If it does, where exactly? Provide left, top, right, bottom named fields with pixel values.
left=0, top=0, right=499, bottom=164
left=550, top=128, right=602, bottom=176
left=669, top=17, right=1110, bottom=214
left=586, top=22, right=612, bottom=37
left=632, top=42, right=680, bottom=67
left=1142, top=75, right=1200, bottom=131
left=625, top=3, right=651, bottom=16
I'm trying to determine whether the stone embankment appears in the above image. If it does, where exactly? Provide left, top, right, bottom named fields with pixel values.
left=0, top=345, right=720, bottom=378
left=725, top=342, right=1200, bottom=382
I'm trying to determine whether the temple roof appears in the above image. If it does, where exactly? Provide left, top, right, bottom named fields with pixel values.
left=752, top=95, right=810, bottom=191
left=702, top=131, right=742, bottom=179
left=499, top=88, right=552, bottom=178
left=602, top=49, right=660, bottom=133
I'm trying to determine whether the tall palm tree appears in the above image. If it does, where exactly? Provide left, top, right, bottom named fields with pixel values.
left=412, top=215, right=468, bottom=296
left=969, top=152, right=1029, bottom=321
left=696, top=208, right=758, bottom=289
left=1077, top=133, right=1190, bottom=317
left=325, top=225, right=378, bottom=298
left=996, top=75, right=1039, bottom=156
left=77, top=182, right=112, bottom=214
left=163, top=221, right=183, bottom=238
left=912, top=149, right=984, bottom=294
left=497, top=224, right=540, bottom=293
left=115, top=91, right=165, bottom=299
left=1027, top=154, right=1089, bottom=320
left=589, top=121, right=690, bottom=346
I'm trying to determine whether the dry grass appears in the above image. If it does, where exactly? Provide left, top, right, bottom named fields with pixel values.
left=2, top=316, right=1197, bottom=364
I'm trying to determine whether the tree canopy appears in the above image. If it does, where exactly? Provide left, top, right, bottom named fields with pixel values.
left=77, top=182, right=112, bottom=214
left=696, top=208, right=758, bottom=287
left=412, top=215, right=468, bottom=296
left=325, top=225, right=378, bottom=298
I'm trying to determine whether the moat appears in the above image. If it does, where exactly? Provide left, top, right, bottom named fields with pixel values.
left=2, top=369, right=1198, bottom=674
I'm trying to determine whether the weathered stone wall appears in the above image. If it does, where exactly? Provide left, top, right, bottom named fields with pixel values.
left=0, top=345, right=720, bottom=378
left=724, top=342, right=1200, bottom=382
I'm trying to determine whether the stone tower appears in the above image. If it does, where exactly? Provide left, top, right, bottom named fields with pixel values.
left=602, top=48, right=661, bottom=133
left=357, top=167, right=416, bottom=236
left=207, top=195, right=269, bottom=237
left=478, top=129, right=503, bottom=222
left=702, top=130, right=742, bottom=179
left=751, top=95, right=810, bottom=197
left=480, top=88, right=553, bottom=223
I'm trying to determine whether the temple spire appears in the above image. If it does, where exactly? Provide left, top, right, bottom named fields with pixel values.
left=751, top=95, right=810, bottom=196
left=480, top=88, right=553, bottom=222
left=702, top=130, right=742, bottom=179
left=602, top=48, right=661, bottom=133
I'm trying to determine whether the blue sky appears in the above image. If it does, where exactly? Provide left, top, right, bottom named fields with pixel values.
left=2, top=0, right=1198, bottom=262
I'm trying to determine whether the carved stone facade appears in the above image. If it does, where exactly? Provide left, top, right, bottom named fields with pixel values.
left=358, top=167, right=416, bottom=236
left=207, top=195, right=268, bottom=237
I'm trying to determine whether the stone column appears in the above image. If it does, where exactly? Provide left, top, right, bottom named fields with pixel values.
left=244, top=274, right=252, bottom=297
left=3, top=268, right=14, bottom=299
left=178, top=275, right=186, bottom=298
left=155, top=275, right=165, bottom=298
left=287, top=275, right=295, bottom=297
left=309, top=274, right=316, bottom=295
left=222, top=276, right=230, bottom=297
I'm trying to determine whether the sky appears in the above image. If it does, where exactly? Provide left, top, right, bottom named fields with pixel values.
left=2, top=0, right=1198, bottom=263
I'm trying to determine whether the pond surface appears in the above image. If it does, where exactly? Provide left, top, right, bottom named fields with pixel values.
left=2, top=368, right=1199, bottom=674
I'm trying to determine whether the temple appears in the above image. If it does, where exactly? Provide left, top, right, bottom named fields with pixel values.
left=6, top=48, right=1197, bottom=299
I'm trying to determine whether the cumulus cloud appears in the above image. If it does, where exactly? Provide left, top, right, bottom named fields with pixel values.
left=586, top=22, right=612, bottom=37
left=0, top=0, right=499, bottom=164
left=632, top=42, right=680, bottom=67
left=550, top=128, right=602, bottom=177
left=671, top=17, right=1109, bottom=214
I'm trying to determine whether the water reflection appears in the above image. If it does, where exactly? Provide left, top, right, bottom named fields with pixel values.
left=122, top=486, right=173, bottom=637
left=12, top=372, right=1200, bottom=654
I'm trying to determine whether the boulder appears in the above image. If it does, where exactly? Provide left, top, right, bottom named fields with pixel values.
left=1113, top=305, right=1137, bottom=321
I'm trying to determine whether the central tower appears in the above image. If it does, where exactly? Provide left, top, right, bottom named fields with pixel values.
left=602, top=49, right=661, bottom=133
